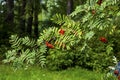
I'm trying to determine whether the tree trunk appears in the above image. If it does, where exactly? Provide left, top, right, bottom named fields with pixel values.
left=2, top=0, right=14, bottom=47
left=33, top=0, right=39, bottom=38
left=5, top=0, right=14, bottom=27
left=67, top=0, right=73, bottom=15
left=34, top=11, right=39, bottom=38
left=26, top=14, right=33, bottom=36
left=19, top=0, right=26, bottom=34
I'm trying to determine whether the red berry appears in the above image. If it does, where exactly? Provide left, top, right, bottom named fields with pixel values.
left=99, top=37, right=107, bottom=43
left=45, top=42, right=54, bottom=49
left=114, top=70, right=119, bottom=75
left=59, top=29, right=65, bottom=35
left=97, top=0, right=102, bottom=5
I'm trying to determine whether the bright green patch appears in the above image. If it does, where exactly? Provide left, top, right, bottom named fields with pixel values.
left=0, top=65, right=104, bottom=80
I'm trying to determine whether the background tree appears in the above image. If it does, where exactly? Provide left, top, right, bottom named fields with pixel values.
left=67, top=0, right=73, bottom=14
left=26, top=0, right=33, bottom=36
left=5, top=0, right=14, bottom=25
left=19, top=0, right=26, bottom=35
left=33, top=0, right=40, bottom=38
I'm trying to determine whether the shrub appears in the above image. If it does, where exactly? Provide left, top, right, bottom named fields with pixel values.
left=3, top=35, right=46, bottom=68
left=3, top=0, right=120, bottom=72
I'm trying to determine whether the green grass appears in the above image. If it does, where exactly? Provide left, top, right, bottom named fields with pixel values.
left=0, top=65, right=104, bottom=80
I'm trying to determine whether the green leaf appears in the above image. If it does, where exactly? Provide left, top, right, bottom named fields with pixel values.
left=106, top=45, right=113, bottom=55
left=85, top=31, right=95, bottom=40
left=117, top=11, right=120, bottom=16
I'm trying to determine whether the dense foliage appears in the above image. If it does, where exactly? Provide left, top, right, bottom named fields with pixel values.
left=0, top=0, right=120, bottom=74
left=3, top=35, right=46, bottom=68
